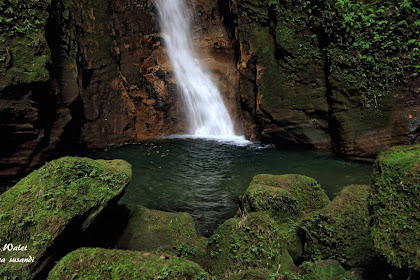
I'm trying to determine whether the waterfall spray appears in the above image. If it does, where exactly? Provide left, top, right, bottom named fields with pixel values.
left=156, top=0, right=242, bottom=140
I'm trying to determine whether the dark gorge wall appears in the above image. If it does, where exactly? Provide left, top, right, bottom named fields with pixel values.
left=228, top=0, right=420, bottom=160
left=0, top=0, right=239, bottom=182
left=1, top=0, right=419, bottom=182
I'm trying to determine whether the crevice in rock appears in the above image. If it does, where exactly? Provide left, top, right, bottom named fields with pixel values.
left=45, top=0, right=84, bottom=154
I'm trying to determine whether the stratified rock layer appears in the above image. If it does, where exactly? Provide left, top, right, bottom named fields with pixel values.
left=229, top=0, right=420, bottom=158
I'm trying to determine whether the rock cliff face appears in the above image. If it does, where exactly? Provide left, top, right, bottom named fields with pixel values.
left=1, top=0, right=419, bottom=182
left=0, top=0, right=239, bottom=182
left=228, top=0, right=420, bottom=160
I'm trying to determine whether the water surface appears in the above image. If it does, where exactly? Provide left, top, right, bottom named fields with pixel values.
left=89, top=139, right=372, bottom=235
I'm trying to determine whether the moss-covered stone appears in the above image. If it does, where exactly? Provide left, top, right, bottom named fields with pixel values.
left=297, top=260, right=360, bottom=280
left=47, top=248, right=208, bottom=280
left=370, top=144, right=420, bottom=270
left=301, top=185, right=375, bottom=267
left=226, top=268, right=271, bottom=280
left=244, top=174, right=330, bottom=220
left=0, top=156, right=132, bottom=279
left=0, top=0, right=51, bottom=89
left=207, top=211, right=300, bottom=278
left=117, top=204, right=207, bottom=264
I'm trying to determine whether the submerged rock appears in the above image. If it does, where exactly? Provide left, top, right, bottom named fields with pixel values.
left=370, top=144, right=420, bottom=270
left=116, top=205, right=207, bottom=264
left=207, top=211, right=300, bottom=278
left=47, top=248, right=208, bottom=279
left=301, top=185, right=375, bottom=267
left=244, top=174, right=330, bottom=219
left=0, top=157, right=132, bottom=279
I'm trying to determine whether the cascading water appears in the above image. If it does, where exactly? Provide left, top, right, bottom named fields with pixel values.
left=156, top=0, right=244, bottom=140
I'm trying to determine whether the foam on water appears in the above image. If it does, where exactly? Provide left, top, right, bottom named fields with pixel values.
left=162, top=134, right=251, bottom=147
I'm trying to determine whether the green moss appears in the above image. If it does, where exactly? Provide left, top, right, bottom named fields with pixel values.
left=0, top=0, right=51, bottom=89
left=0, top=157, right=132, bottom=279
left=237, top=0, right=420, bottom=116
left=207, top=211, right=301, bottom=278
left=118, top=205, right=207, bottom=264
left=310, top=0, right=420, bottom=108
left=298, top=260, right=358, bottom=280
left=370, top=144, right=420, bottom=270
left=226, top=268, right=270, bottom=280
left=244, top=174, right=330, bottom=219
left=47, top=248, right=208, bottom=280
left=301, top=185, right=375, bottom=267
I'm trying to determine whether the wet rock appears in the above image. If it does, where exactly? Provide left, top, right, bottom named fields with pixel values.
left=1, top=0, right=239, bottom=182
left=229, top=0, right=420, bottom=159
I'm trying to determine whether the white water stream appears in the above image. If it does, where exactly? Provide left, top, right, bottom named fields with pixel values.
left=156, top=0, right=245, bottom=141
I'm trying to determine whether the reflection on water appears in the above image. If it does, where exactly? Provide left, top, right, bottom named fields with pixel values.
left=89, top=139, right=372, bottom=235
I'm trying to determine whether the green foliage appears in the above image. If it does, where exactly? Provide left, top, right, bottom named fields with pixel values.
left=176, top=242, right=197, bottom=259
left=300, top=185, right=375, bottom=267
left=370, top=144, right=420, bottom=270
left=0, top=0, right=51, bottom=89
left=240, top=0, right=420, bottom=108
left=47, top=248, right=208, bottom=280
left=286, top=0, right=420, bottom=107
left=0, top=0, right=50, bottom=36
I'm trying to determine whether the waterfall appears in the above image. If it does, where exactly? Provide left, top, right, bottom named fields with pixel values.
left=156, top=0, right=243, bottom=140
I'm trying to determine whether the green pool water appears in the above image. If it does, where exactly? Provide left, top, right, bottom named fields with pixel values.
left=89, top=138, right=372, bottom=236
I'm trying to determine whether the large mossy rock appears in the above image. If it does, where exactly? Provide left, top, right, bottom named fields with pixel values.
left=244, top=174, right=330, bottom=219
left=0, top=157, right=132, bottom=279
left=47, top=248, right=208, bottom=280
left=296, top=260, right=362, bottom=280
left=371, top=144, right=420, bottom=270
left=225, top=260, right=360, bottom=280
left=117, top=205, right=207, bottom=263
left=207, top=211, right=300, bottom=278
left=301, top=185, right=375, bottom=267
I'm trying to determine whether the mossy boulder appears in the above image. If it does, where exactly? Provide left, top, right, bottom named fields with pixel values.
left=47, top=248, right=208, bottom=280
left=226, top=268, right=271, bottom=280
left=207, top=211, right=300, bottom=278
left=0, top=157, right=132, bottom=279
left=301, top=185, right=375, bottom=267
left=370, top=144, right=420, bottom=270
left=117, top=204, right=207, bottom=264
left=244, top=174, right=330, bottom=220
left=296, top=260, right=361, bottom=280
